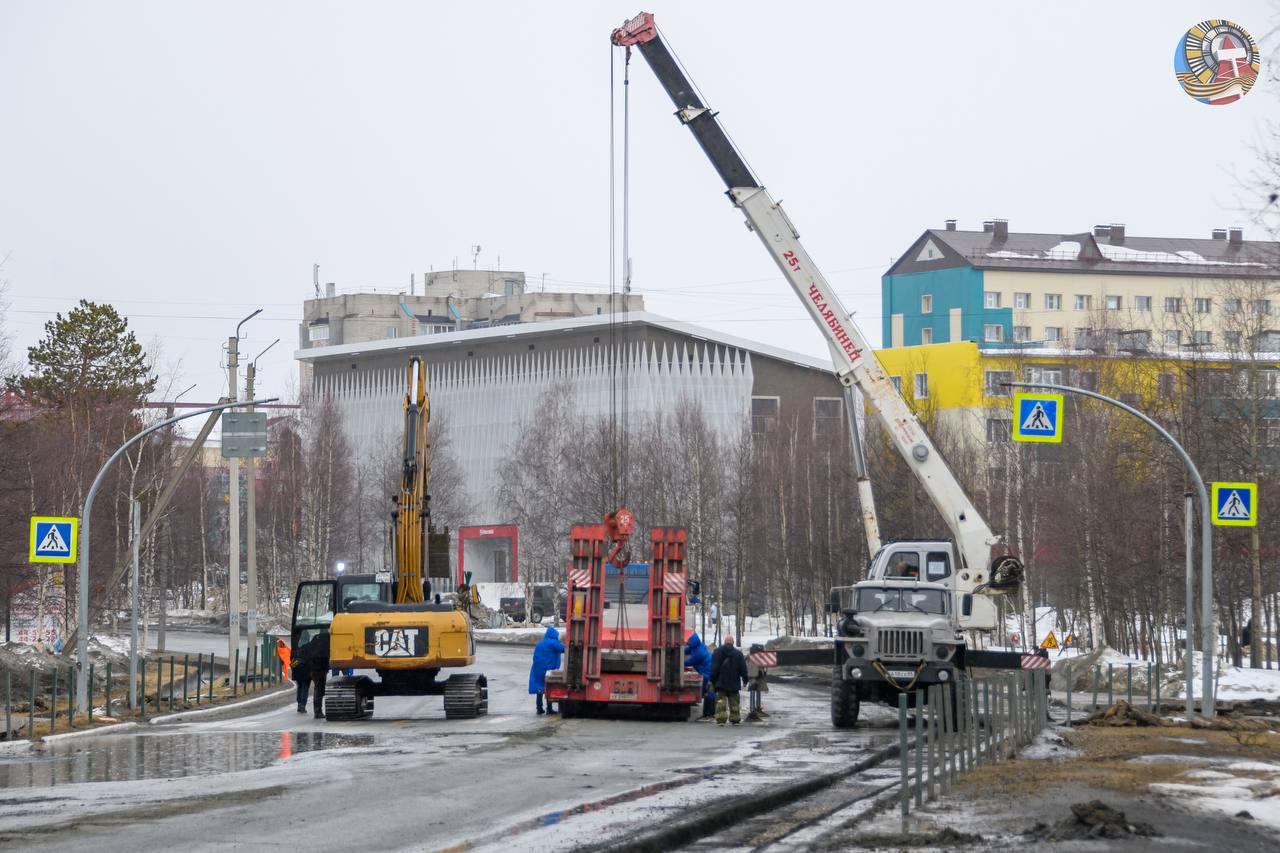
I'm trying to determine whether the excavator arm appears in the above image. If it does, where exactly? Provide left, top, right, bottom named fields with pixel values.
left=394, top=357, right=430, bottom=603
left=612, top=12, right=1021, bottom=596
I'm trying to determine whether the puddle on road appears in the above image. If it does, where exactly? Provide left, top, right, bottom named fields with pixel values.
left=0, top=731, right=374, bottom=788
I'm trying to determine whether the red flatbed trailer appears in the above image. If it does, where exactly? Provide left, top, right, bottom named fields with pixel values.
left=545, top=525, right=702, bottom=718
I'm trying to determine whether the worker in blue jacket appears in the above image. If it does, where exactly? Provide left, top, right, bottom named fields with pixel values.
left=529, top=625, right=566, bottom=715
left=685, top=631, right=715, bottom=720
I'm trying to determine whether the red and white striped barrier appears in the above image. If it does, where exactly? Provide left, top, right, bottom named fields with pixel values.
left=567, top=568, right=591, bottom=589
left=1020, top=654, right=1051, bottom=670
left=749, top=651, right=777, bottom=668
left=662, top=574, right=686, bottom=594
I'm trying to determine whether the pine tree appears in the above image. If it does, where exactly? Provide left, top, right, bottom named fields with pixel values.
left=10, top=299, right=155, bottom=404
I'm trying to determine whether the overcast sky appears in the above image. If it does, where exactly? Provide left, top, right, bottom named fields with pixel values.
left=2, top=1, right=1277, bottom=410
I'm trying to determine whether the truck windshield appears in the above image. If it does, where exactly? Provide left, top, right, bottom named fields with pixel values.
left=855, top=587, right=947, bottom=615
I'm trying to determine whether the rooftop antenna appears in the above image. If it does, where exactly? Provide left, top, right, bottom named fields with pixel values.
left=313, top=263, right=320, bottom=298
left=471, top=244, right=481, bottom=270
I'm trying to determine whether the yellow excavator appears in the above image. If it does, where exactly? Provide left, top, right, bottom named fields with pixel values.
left=290, top=356, right=488, bottom=720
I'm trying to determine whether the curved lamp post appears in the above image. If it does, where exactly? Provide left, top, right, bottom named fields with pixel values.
left=75, top=396, right=279, bottom=712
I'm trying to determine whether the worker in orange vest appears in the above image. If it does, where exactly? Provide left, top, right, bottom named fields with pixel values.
left=277, top=638, right=292, bottom=678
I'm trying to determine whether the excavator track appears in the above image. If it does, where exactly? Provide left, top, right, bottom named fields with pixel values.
left=443, top=673, right=488, bottom=719
left=324, top=679, right=373, bottom=721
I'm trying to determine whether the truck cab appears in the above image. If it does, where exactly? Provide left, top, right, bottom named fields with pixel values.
left=864, top=539, right=998, bottom=632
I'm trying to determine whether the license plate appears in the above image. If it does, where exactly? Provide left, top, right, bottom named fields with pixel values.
left=365, top=626, right=427, bottom=657
left=609, top=680, right=639, bottom=700
left=888, top=670, right=915, bottom=679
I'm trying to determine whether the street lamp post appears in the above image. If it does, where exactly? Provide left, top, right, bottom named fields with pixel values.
left=74, top=397, right=279, bottom=712
left=1006, top=381, right=1213, bottom=719
left=226, top=309, right=261, bottom=672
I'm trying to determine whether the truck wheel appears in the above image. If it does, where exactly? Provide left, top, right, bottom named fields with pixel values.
left=831, top=668, right=860, bottom=728
left=530, top=608, right=544, bottom=624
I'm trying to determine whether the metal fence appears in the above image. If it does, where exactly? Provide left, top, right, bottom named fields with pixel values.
left=896, top=670, right=1050, bottom=828
left=2, top=640, right=286, bottom=742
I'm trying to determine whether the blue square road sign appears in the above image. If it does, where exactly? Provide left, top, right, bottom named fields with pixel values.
left=1012, top=393, right=1064, bottom=443
left=1212, top=482, right=1257, bottom=527
left=30, top=516, right=78, bottom=563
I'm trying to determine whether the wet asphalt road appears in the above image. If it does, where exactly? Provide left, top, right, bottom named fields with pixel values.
left=0, top=643, right=894, bottom=851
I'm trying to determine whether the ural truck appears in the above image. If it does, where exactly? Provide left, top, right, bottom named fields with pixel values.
left=612, top=13, right=1032, bottom=726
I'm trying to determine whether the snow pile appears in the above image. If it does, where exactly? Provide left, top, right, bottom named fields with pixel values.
left=1151, top=758, right=1280, bottom=831
left=1019, top=726, right=1081, bottom=760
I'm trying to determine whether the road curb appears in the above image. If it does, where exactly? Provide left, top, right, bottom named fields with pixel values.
left=0, top=720, right=140, bottom=754
left=574, top=740, right=902, bottom=853
left=147, top=686, right=293, bottom=724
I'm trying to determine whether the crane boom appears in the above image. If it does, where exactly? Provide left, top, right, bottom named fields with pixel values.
left=612, top=13, right=1020, bottom=596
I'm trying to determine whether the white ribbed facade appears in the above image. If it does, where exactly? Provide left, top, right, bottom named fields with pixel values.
left=313, top=342, right=754, bottom=521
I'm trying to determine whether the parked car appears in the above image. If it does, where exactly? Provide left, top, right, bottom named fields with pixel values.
left=499, top=584, right=564, bottom=624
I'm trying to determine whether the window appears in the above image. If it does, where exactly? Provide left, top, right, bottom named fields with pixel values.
left=1106, top=295, right=1122, bottom=310
left=1264, top=418, right=1280, bottom=449
left=1195, top=297, right=1212, bottom=314
left=1013, top=325, right=1031, bottom=342
left=1024, top=366, right=1064, bottom=385
left=1252, top=299, right=1272, bottom=315
left=503, top=278, right=518, bottom=296
left=1135, top=295, right=1152, bottom=311
left=984, top=324, right=1004, bottom=343
left=1044, top=326, right=1062, bottom=342
left=1224, top=298, right=1242, bottom=314
left=1014, top=292, right=1031, bottom=309
left=1193, top=330, right=1212, bottom=345
left=751, top=397, right=779, bottom=434
left=420, top=323, right=453, bottom=335
left=921, top=327, right=933, bottom=345
left=986, top=418, right=1012, bottom=443
left=1165, top=297, right=1183, bottom=313
left=308, top=323, right=330, bottom=342
left=1118, top=392, right=1140, bottom=407
left=385, top=327, right=400, bottom=339
left=913, top=373, right=929, bottom=399
left=984, top=291, right=1001, bottom=309
left=1074, top=294, right=1092, bottom=311
left=889, top=376, right=902, bottom=393
left=884, top=552, right=921, bottom=580
left=295, top=582, right=335, bottom=626
left=1261, top=369, right=1279, bottom=400
left=1157, top=373, right=1176, bottom=400
left=1073, top=327, right=1094, bottom=347
left=1259, top=331, right=1280, bottom=352
left=921, top=294, right=932, bottom=313
left=925, top=552, right=951, bottom=581
left=1225, top=330, right=1242, bottom=349
left=1164, top=329, right=1181, bottom=347
left=1045, top=293, right=1062, bottom=310
left=985, top=370, right=1014, bottom=396
left=813, top=397, right=843, bottom=437
left=1079, top=370, right=1099, bottom=391
left=1119, top=329, right=1151, bottom=350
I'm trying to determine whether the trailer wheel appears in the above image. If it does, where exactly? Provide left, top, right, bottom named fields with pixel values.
left=830, top=667, right=860, bottom=728
left=559, top=700, right=580, bottom=719
left=530, top=608, right=545, bottom=624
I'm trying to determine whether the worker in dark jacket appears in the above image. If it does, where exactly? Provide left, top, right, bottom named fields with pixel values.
left=709, top=635, right=749, bottom=726
left=529, top=625, right=566, bottom=714
left=295, top=631, right=330, bottom=719
left=684, top=632, right=715, bottom=719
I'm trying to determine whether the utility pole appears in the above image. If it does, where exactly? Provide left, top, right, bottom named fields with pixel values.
left=227, top=310, right=261, bottom=669
left=243, top=338, right=279, bottom=658
left=129, top=500, right=140, bottom=709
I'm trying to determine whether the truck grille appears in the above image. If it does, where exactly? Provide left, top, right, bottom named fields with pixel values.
left=877, top=628, right=925, bottom=659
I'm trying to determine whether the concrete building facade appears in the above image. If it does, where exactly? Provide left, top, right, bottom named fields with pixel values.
left=295, top=313, right=844, bottom=569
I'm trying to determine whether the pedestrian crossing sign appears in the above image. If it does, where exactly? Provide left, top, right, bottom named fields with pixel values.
left=1012, top=393, right=1064, bottom=443
left=29, top=516, right=78, bottom=563
left=1212, top=482, right=1257, bottom=527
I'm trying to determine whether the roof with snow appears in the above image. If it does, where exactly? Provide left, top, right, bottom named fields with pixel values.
left=889, top=225, right=1280, bottom=279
